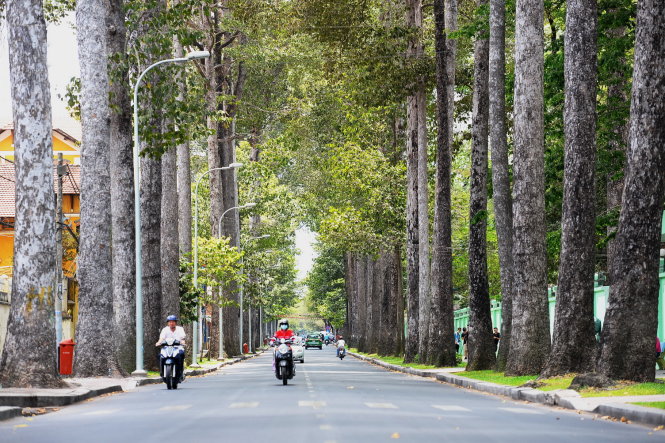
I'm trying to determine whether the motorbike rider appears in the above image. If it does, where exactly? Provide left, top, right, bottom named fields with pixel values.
left=273, top=319, right=295, bottom=341
left=156, top=315, right=186, bottom=382
left=271, top=319, right=295, bottom=370
left=336, top=335, right=346, bottom=357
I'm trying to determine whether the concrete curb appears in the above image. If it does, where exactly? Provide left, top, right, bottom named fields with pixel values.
left=0, top=350, right=266, bottom=419
left=0, top=406, right=22, bottom=421
left=0, top=384, right=123, bottom=408
left=349, top=351, right=665, bottom=426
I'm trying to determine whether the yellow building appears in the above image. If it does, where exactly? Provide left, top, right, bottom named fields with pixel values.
left=0, top=124, right=81, bottom=347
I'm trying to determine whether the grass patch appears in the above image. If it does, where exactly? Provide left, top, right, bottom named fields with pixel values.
left=349, top=348, right=463, bottom=369
left=461, top=370, right=537, bottom=386
left=147, top=371, right=160, bottom=378
left=630, top=401, right=665, bottom=410
left=458, top=371, right=575, bottom=391
left=581, top=382, right=665, bottom=398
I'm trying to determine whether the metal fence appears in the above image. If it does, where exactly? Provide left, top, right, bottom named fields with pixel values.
left=453, top=270, right=665, bottom=341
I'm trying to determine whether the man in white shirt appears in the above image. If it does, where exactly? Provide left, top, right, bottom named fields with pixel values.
left=156, top=315, right=186, bottom=381
left=336, top=336, right=346, bottom=357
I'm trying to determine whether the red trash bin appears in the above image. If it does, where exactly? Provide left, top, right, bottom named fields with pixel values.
left=59, top=339, right=75, bottom=375
left=243, top=343, right=249, bottom=354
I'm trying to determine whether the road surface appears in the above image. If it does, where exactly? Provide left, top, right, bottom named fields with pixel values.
left=0, top=346, right=660, bottom=442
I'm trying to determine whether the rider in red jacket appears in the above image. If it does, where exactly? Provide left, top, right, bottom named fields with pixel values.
left=274, top=319, right=295, bottom=340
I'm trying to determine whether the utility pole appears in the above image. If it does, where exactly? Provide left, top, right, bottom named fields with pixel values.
left=55, top=154, right=65, bottom=344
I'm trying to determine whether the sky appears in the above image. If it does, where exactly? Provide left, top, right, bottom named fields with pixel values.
left=0, top=16, right=81, bottom=138
left=1, top=16, right=317, bottom=280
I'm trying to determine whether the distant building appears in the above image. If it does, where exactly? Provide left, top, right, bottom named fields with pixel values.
left=0, top=124, right=81, bottom=353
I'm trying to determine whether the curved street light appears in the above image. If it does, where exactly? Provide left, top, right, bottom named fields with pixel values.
left=213, top=203, right=257, bottom=359
left=132, top=50, right=210, bottom=376
left=191, top=163, right=243, bottom=366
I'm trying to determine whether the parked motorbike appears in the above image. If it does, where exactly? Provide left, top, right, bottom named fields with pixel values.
left=274, top=338, right=296, bottom=385
left=338, top=346, right=346, bottom=360
left=160, top=338, right=182, bottom=390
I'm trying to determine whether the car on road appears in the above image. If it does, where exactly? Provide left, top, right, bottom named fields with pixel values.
left=305, top=333, right=323, bottom=350
left=291, top=336, right=305, bottom=363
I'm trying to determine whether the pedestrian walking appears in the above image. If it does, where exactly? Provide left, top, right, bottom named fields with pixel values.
left=454, top=328, right=461, bottom=354
left=462, top=327, right=469, bottom=360
left=656, top=337, right=665, bottom=371
left=493, top=327, right=501, bottom=353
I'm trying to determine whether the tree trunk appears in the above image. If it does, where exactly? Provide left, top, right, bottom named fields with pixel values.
left=428, top=0, right=456, bottom=368
left=74, top=0, right=122, bottom=377
left=543, top=0, right=598, bottom=377
left=404, top=0, right=423, bottom=364
left=345, top=252, right=359, bottom=346
left=141, top=155, right=162, bottom=370
left=108, top=0, right=136, bottom=375
left=505, top=0, right=550, bottom=376
left=0, top=0, right=63, bottom=388
left=445, top=0, right=458, bottom=156
left=489, top=0, right=514, bottom=372
left=161, top=143, right=180, bottom=320
left=356, top=256, right=368, bottom=352
left=600, top=0, right=665, bottom=382
left=467, top=0, right=496, bottom=371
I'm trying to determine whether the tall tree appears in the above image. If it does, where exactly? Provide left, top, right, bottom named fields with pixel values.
left=108, top=0, right=136, bottom=374
left=467, top=0, right=496, bottom=371
left=600, top=0, right=665, bottom=382
left=489, top=0, right=514, bottom=371
left=543, top=0, right=598, bottom=377
left=404, top=0, right=430, bottom=363
left=428, top=0, right=456, bottom=367
left=74, top=0, right=122, bottom=376
left=505, top=0, right=550, bottom=376
left=0, top=0, right=63, bottom=388
left=161, top=142, right=180, bottom=320
left=403, top=7, right=420, bottom=363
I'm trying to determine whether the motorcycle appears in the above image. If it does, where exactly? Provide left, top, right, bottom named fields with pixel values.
left=274, top=338, right=296, bottom=385
left=160, top=338, right=182, bottom=390
left=338, top=346, right=346, bottom=360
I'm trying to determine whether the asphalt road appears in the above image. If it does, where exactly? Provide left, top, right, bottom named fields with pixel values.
left=0, top=346, right=661, bottom=442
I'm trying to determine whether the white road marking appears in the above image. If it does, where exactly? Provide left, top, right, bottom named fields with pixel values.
left=83, top=409, right=121, bottom=415
left=432, top=405, right=471, bottom=412
left=498, top=407, right=544, bottom=415
left=229, top=402, right=259, bottom=409
left=320, top=425, right=333, bottom=430
left=158, top=405, right=192, bottom=412
left=299, top=400, right=326, bottom=409
left=365, top=402, right=398, bottom=409
left=302, top=371, right=378, bottom=374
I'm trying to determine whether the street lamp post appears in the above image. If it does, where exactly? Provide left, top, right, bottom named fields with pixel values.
left=214, top=203, right=256, bottom=359
left=192, top=163, right=244, bottom=366
left=132, top=50, right=209, bottom=375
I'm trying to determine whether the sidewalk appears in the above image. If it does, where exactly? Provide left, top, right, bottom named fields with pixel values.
left=0, top=351, right=264, bottom=421
left=349, top=351, right=665, bottom=427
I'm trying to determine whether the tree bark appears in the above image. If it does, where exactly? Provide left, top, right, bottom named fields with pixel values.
left=141, top=155, right=162, bottom=370
left=505, top=0, right=550, bottom=376
left=445, top=0, right=458, bottom=156
left=543, top=0, right=598, bottom=377
left=356, top=256, right=368, bottom=352
left=489, top=0, right=514, bottom=372
left=108, top=0, right=136, bottom=375
left=74, top=0, right=122, bottom=377
left=600, top=0, right=665, bottom=382
left=0, top=0, right=63, bottom=388
left=467, top=0, right=496, bottom=371
left=427, top=0, right=456, bottom=368
left=161, top=143, right=180, bottom=321
left=404, top=0, right=424, bottom=363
